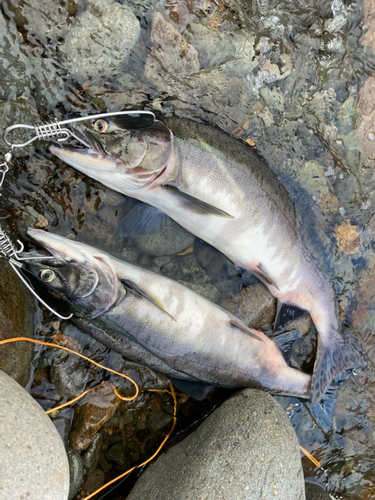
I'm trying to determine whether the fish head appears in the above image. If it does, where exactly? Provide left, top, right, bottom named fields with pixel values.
left=21, top=229, right=121, bottom=318
left=50, top=113, right=174, bottom=192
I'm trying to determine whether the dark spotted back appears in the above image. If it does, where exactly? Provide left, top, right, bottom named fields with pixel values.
left=161, top=115, right=298, bottom=233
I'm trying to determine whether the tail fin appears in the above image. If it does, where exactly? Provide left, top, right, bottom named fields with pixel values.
left=311, top=332, right=367, bottom=405
left=306, top=383, right=339, bottom=433
left=307, top=367, right=358, bottom=433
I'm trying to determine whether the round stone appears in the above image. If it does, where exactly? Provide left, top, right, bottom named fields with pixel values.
left=0, top=370, right=70, bottom=500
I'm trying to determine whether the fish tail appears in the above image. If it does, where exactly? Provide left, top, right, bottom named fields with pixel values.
left=311, top=329, right=367, bottom=405
left=306, top=376, right=342, bottom=433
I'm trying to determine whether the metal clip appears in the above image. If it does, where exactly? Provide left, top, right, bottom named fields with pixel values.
left=0, top=149, right=13, bottom=195
left=0, top=225, right=73, bottom=320
left=3, top=110, right=156, bottom=149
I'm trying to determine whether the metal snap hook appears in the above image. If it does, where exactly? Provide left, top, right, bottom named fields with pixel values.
left=3, top=110, right=156, bottom=149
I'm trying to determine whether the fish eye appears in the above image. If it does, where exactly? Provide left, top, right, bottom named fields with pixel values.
left=93, top=119, right=109, bottom=133
left=40, top=269, right=55, bottom=283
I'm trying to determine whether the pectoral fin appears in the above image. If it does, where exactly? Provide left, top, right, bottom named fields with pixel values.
left=229, top=319, right=265, bottom=342
left=121, top=279, right=176, bottom=321
left=163, top=185, right=234, bottom=218
left=114, top=203, right=167, bottom=240
left=253, top=263, right=279, bottom=290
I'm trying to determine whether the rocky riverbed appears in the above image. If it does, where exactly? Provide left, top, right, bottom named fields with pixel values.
left=1, top=0, right=375, bottom=499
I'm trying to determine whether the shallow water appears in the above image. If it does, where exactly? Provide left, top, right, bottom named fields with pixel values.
left=1, top=0, right=375, bottom=498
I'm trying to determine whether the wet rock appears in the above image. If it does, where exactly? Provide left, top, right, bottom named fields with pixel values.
left=105, top=441, right=132, bottom=472
left=0, top=370, right=70, bottom=500
left=148, top=408, right=173, bottom=432
left=52, top=416, right=71, bottom=448
left=59, top=0, right=141, bottom=81
left=145, top=12, right=200, bottom=91
left=0, top=255, right=34, bottom=386
left=188, top=23, right=257, bottom=78
left=219, top=282, right=277, bottom=330
left=77, top=212, right=122, bottom=254
left=82, top=432, right=104, bottom=474
left=82, top=468, right=105, bottom=495
left=257, top=51, right=292, bottom=85
left=70, top=382, right=121, bottom=451
left=160, top=253, right=210, bottom=284
left=144, top=13, right=249, bottom=131
left=97, top=202, right=128, bottom=229
left=50, top=355, right=92, bottom=398
left=3, top=0, right=75, bottom=46
left=0, top=12, right=64, bottom=106
left=127, top=389, right=305, bottom=500
left=67, top=448, right=84, bottom=500
left=179, top=280, right=220, bottom=302
left=296, top=160, right=331, bottom=197
left=194, top=241, right=226, bottom=276
left=305, top=482, right=333, bottom=499
left=133, top=216, right=195, bottom=257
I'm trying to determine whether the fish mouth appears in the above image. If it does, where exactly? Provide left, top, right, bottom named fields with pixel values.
left=50, top=142, right=117, bottom=174
left=25, top=228, right=87, bottom=263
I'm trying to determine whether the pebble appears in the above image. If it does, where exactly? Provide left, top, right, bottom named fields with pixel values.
left=305, top=482, right=333, bottom=499
left=0, top=370, right=70, bottom=500
left=67, top=448, right=84, bottom=500
left=127, top=389, right=305, bottom=500
left=69, top=382, right=121, bottom=451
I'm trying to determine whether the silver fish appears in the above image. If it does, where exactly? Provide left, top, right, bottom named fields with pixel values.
left=50, top=113, right=365, bottom=404
left=23, top=228, right=311, bottom=401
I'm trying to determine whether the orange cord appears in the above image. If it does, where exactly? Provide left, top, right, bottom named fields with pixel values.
left=0, top=337, right=320, bottom=496
left=83, top=382, right=177, bottom=500
left=0, top=337, right=178, bottom=499
left=46, top=383, right=105, bottom=414
left=0, top=337, right=139, bottom=401
left=299, top=445, right=321, bottom=467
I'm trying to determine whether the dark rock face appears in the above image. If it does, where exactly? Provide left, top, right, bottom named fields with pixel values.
left=127, top=389, right=305, bottom=500
left=0, top=257, right=35, bottom=386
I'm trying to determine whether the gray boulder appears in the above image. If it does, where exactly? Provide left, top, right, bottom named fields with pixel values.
left=0, top=370, right=70, bottom=500
left=127, top=389, right=305, bottom=500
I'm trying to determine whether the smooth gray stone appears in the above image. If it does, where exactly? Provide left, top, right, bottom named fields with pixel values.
left=0, top=370, right=70, bottom=500
left=127, top=389, right=305, bottom=500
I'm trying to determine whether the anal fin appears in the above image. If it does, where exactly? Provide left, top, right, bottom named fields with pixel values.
left=274, top=302, right=308, bottom=332
left=170, top=378, right=216, bottom=401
